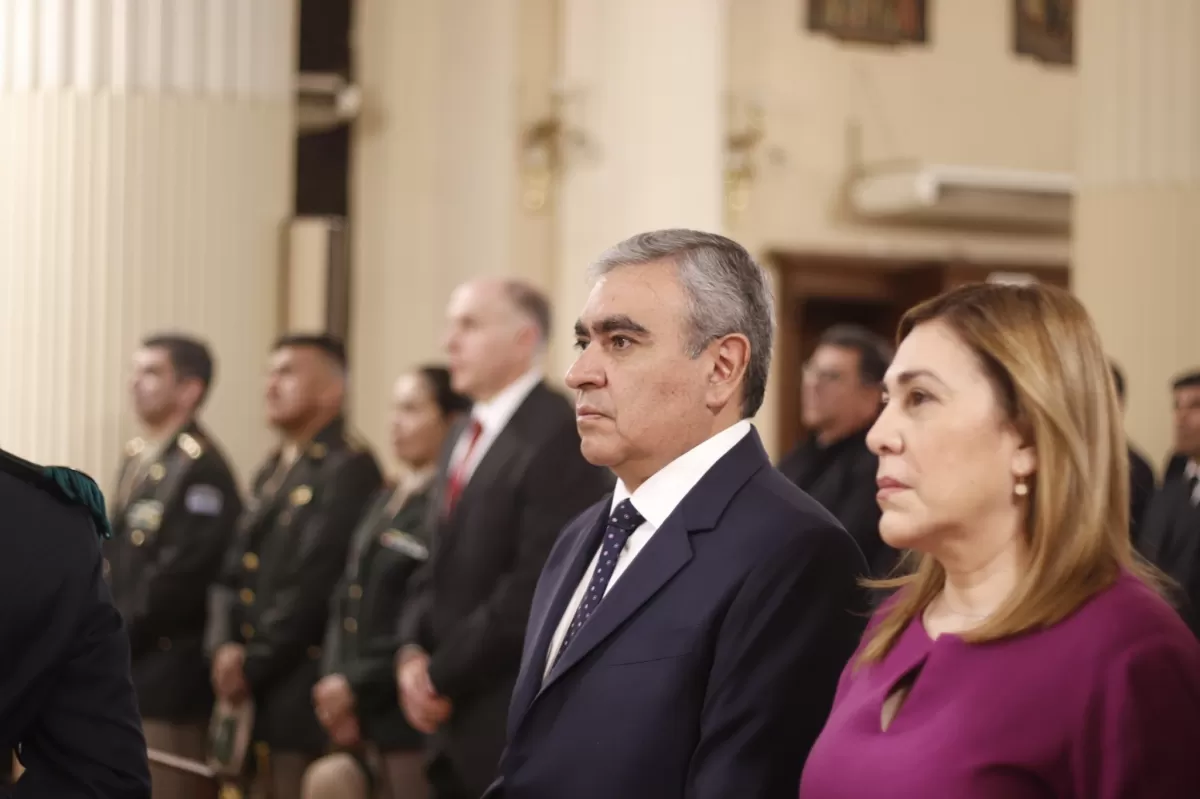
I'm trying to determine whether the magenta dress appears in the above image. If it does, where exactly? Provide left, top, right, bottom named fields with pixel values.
left=799, top=573, right=1200, bottom=798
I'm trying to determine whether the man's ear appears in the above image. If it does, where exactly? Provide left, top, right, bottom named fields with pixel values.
left=706, top=334, right=751, bottom=410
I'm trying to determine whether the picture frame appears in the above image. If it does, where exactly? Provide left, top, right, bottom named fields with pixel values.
left=805, top=0, right=928, bottom=46
left=1013, top=0, right=1074, bottom=66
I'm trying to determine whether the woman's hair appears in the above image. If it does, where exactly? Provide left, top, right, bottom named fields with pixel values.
left=416, top=365, right=472, bottom=419
left=859, top=282, right=1164, bottom=665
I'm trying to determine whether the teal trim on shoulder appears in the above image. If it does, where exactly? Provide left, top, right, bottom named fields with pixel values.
left=0, top=449, right=112, bottom=539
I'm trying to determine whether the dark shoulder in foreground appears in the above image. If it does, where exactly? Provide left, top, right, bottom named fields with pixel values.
left=744, top=464, right=865, bottom=556
left=0, top=448, right=109, bottom=539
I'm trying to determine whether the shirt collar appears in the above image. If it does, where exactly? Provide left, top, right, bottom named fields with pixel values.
left=611, top=420, right=753, bottom=528
left=1186, top=459, right=1199, bottom=480
left=472, top=368, right=543, bottom=434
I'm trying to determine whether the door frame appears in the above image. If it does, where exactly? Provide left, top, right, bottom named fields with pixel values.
left=766, top=250, right=1070, bottom=455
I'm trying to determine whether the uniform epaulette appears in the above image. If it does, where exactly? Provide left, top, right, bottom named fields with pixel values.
left=178, top=432, right=204, bottom=460
left=0, top=449, right=112, bottom=539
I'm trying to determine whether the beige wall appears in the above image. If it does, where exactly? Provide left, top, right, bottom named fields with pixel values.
left=350, top=0, right=558, bottom=458
left=1072, top=0, right=1200, bottom=467
left=727, top=0, right=1075, bottom=262
left=728, top=0, right=1078, bottom=455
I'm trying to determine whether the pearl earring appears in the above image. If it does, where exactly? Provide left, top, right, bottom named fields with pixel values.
left=1014, top=479, right=1029, bottom=497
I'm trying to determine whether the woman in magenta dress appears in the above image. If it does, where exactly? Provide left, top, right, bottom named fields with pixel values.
left=799, top=283, right=1200, bottom=799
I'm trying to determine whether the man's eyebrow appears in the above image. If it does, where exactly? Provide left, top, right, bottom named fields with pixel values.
left=574, top=315, right=651, bottom=337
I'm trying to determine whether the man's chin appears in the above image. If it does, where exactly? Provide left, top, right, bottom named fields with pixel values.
left=578, top=436, right=620, bottom=468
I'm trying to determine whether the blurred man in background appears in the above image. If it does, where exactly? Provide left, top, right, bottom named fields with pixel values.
left=396, top=279, right=610, bottom=799
left=777, top=324, right=896, bottom=577
left=210, top=334, right=382, bottom=799
left=106, top=334, right=241, bottom=799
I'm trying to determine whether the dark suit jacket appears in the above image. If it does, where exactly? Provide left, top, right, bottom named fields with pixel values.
left=1128, top=445, right=1155, bottom=545
left=0, top=450, right=150, bottom=798
left=105, top=422, right=242, bottom=722
left=399, top=382, right=611, bottom=796
left=777, top=430, right=894, bottom=577
left=214, top=416, right=383, bottom=753
left=1140, top=478, right=1200, bottom=636
left=323, top=483, right=433, bottom=752
left=487, top=429, right=867, bottom=799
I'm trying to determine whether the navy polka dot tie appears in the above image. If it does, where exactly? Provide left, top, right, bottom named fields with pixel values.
left=554, top=498, right=645, bottom=664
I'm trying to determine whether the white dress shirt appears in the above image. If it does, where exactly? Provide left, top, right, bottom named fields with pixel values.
left=448, top=368, right=543, bottom=483
left=1186, top=459, right=1200, bottom=505
left=544, top=420, right=753, bottom=677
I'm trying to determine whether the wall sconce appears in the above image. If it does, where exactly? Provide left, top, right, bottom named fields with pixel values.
left=519, top=93, right=588, bottom=213
left=725, top=104, right=766, bottom=221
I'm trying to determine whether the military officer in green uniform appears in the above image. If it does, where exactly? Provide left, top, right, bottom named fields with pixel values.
left=105, top=334, right=242, bottom=799
left=303, top=366, right=471, bottom=799
left=1, top=448, right=150, bottom=798
left=209, top=334, right=382, bottom=799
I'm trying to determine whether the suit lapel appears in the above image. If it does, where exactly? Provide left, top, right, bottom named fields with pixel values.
left=510, top=504, right=611, bottom=727
left=525, top=429, right=770, bottom=704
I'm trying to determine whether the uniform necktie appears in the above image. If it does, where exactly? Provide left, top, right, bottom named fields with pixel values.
left=553, top=498, right=645, bottom=664
left=443, top=418, right=484, bottom=516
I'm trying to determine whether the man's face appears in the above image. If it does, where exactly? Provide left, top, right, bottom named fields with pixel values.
left=801, top=344, right=881, bottom=436
left=1173, top=384, right=1200, bottom=458
left=129, top=347, right=180, bottom=426
left=443, top=282, right=531, bottom=400
left=566, top=261, right=713, bottom=482
left=265, top=346, right=334, bottom=429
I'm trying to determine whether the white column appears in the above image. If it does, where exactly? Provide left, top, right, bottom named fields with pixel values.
left=351, top=0, right=532, bottom=449
left=553, top=0, right=729, bottom=377
left=1072, top=0, right=1200, bottom=464
left=0, top=0, right=297, bottom=481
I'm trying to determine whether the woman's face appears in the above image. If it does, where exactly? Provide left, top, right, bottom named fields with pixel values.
left=390, top=373, right=451, bottom=469
left=866, top=320, right=1034, bottom=552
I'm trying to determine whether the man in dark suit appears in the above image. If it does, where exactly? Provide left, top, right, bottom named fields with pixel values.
left=209, top=334, right=382, bottom=799
left=777, top=324, right=896, bottom=577
left=105, top=334, right=242, bottom=799
left=396, top=279, right=610, bottom=799
left=1, top=448, right=150, bottom=797
left=486, top=230, right=867, bottom=799
left=1108, top=360, right=1155, bottom=543
left=1139, top=369, right=1200, bottom=635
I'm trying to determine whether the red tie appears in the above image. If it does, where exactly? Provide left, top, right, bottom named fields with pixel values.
left=443, top=418, right=484, bottom=516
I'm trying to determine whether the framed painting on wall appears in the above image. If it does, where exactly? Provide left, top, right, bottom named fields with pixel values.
left=1013, top=0, right=1074, bottom=65
left=805, top=0, right=928, bottom=45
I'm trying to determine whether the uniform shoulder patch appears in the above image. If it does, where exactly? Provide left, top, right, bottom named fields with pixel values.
left=44, top=466, right=113, bottom=539
left=0, top=449, right=112, bottom=539
left=185, top=484, right=225, bottom=516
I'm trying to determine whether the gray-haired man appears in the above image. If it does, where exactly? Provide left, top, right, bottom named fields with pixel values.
left=485, top=229, right=867, bottom=799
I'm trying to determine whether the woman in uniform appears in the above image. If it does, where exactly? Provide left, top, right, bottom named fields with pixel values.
left=302, top=366, right=469, bottom=799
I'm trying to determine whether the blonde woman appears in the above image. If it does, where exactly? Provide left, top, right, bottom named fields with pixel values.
left=799, top=283, right=1200, bottom=798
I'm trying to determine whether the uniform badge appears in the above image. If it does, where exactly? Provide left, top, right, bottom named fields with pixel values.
left=185, top=484, right=225, bottom=517
left=379, top=529, right=430, bottom=561
left=148, top=463, right=166, bottom=481
left=126, top=499, right=164, bottom=532
left=291, top=485, right=313, bottom=506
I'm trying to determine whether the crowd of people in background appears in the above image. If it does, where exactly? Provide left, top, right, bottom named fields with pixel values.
left=8, top=229, right=1200, bottom=799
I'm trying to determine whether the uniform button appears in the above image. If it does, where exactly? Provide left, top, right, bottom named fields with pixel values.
left=130, top=530, right=146, bottom=547
left=348, top=584, right=363, bottom=600
left=241, top=623, right=255, bottom=639
left=242, top=552, right=259, bottom=571
left=239, top=588, right=255, bottom=605
left=158, top=637, right=172, bottom=651
left=307, top=646, right=322, bottom=660
left=343, top=618, right=358, bottom=634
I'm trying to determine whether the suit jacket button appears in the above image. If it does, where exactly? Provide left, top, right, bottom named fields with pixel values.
left=240, top=588, right=255, bottom=605
left=130, top=530, right=146, bottom=547
left=158, top=637, right=172, bottom=651
left=242, top=552, right=259, bottom=571
left=241, top=623, right=255, bottom=639
left=343, top=618, right=357, bottom=634
left=348, top=584, right=363, bottom=600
